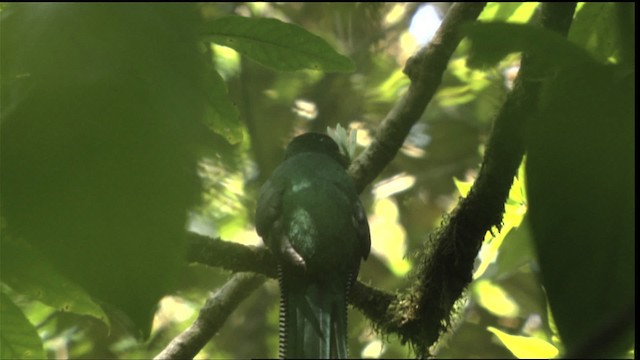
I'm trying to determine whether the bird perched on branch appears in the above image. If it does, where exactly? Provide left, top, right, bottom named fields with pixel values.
left=256, top=133, right=370, bottom=358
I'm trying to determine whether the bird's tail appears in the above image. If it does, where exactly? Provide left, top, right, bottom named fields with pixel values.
left=278, top=268, right=348, bottom=359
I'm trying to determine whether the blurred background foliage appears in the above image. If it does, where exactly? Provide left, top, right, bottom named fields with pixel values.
left=0, top=2, right=633, bottom=359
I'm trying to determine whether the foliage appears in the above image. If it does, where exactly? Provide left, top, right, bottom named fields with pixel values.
left=0, top=2, right=634, bottom=359
left=202, top=16, right=355, bottom=73
left=0, top=293, right=46, bottom=359
left=464, top=4, right=634, bottom=357
left=1, top=3, right=208, bottom=354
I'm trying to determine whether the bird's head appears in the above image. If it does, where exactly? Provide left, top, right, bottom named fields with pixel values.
left=284, top=133, right=348, bottom=168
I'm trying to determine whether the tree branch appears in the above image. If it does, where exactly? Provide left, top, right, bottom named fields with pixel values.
left=348, top=2, right=487, bottom=193
left=385, top=3, right=577, bottom=356
left=184, top=232, right=395, bottom=319
left=186, top=232, right=277, bottom=278
left=154, top=273, right=266, bottom=360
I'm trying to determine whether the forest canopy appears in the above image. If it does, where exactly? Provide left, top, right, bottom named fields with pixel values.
left=0, top=2, right=634, bottom=359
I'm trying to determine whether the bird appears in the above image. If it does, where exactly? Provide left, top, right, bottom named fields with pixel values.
left=255, top=132, right=370, bottom=358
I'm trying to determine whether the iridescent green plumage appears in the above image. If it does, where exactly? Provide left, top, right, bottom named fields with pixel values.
left=256, top=133, right=370, bottom=358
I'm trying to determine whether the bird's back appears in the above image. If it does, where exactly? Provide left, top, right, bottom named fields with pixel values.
left=277, top=152, right=361, bottom=280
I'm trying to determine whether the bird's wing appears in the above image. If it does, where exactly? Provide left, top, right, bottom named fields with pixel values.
left=256, top=175, right=307, bottom=269
left=255, top=177, right=283, bottom=240
left=353, top=199, right=371, bottom=260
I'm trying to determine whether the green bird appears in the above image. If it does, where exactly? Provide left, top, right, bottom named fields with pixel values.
left=256, top=133, right=370, bottom=358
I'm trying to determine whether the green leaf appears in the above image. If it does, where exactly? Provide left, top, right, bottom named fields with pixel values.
left=526, top=61, right=634, bottom=357
left=473, top=280, right=519, bottom=318
left=493, top=217, right=535, bottom=279
left=0, top=237, right=110, bottom=328
left=473, top=165, right=528, bottom=279
left=478, top=3, right=522, bottom=22
left=203, top=68, right=243, bottom=144
left=488, top=327, right=559, bottom=359
left=453, top=177, right=473, bottom=197
left=463, top=22, right=594, bottom=70
left=478, top=2, right=538, bottom=23
left=0, top=292, right=46, bottom=359
left=201, top=16, right=355, bottom=72
left=0, top=3, right=209, bottom=339
left=569, top=3, right=619, bottom=63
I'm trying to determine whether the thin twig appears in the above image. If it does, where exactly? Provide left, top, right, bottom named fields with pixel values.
left=154, top=273, right=266, bottom=360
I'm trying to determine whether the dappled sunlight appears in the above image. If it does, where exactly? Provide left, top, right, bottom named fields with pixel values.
left=361, top=339, right=385, bottom=358
left=453, top=162, right=528, bottom=280
left=229, top=228, right=263, bottom=247
left=372, top=173, right=416, bottom=199
left=211, top=44, right=240, bottom=80
left=409, top=5, right=442, bottom=46
left=368, top=197, right=411, bottom=276
left=488, top=326, right=559, bottom=358
left=473, top=280, right=519, bottom=318
left=154, top=296, right=197, bottom=331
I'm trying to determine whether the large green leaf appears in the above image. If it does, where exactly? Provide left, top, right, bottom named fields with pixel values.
left=478, top=2, right=538, bottom=23
left=0, top=237, right=109, bottom=328
left=493, top=216, right=536, bottom=279
left=0, top=292, right=46, bottom=359
left=488, top=326, right=559, bottom=359
left=464, top=16, right=635, bottom=357
left=569, top=3, right=619, bottom=63
left=463, top=22, right=593, bottom=70
left=526, top=61, right=634, bottom=357
left=201, top=16, right=355, bottom=72
left=0, top=4, right=199, bottom=338
left=203, top=67, right=243, bottom=144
